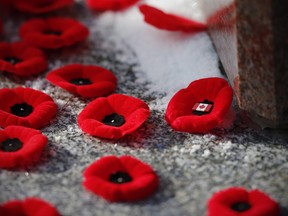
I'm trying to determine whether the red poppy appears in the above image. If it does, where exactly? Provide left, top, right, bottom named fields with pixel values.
left=0, top=197, right=60, bottom=216
left=207, top=187, right=280, bottom=216
left=86, top=0, right=139, bottom=11
left=139, top=4, right=207, bottom=33
left=46, top=64, right=117, bottom=98
left=0, top=42, right=48, bottom=77
left=0, top=87, right=57, bottom=129
left=19, top=17, right=89, bottom=49
left=14, top=0, right=74, bottom=14
left=83, top=155, right=159, bottom=202
left=165, top=78, right=233, bottom=133
left=78, top=94, right=150, bottom=139
left=0, top=126, right=48, bottom=169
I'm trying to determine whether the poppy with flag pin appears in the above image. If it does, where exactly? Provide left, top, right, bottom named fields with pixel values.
left=165, top=78, right=233, bottom=133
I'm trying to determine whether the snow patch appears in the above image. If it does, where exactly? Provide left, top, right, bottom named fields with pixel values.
left=96, top=4, right=222, bottom=110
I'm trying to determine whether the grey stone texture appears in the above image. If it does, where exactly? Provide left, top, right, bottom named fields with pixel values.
left=0, top=3, right=288, bottom=216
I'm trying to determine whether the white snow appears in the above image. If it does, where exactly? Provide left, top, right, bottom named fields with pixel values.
left=202, top=149, right=211, bottom=157
left=96, top=1, right=222, bottom=109
left=145, top=0, right=205, bottom=22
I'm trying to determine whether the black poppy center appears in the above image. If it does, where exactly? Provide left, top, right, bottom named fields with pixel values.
left=109, top=172, right=132, bottom=184
left=4, top=57, right=22, bottom=65
left=0, top=138, right=23, bottom=152
left=102, top=113, right=125, bottom=127
left=231, top=202, right=251, bottom=212
left=192, top=99, right=214, bottom=116
left=10, top=103, right=33, bottom=117
left=43, top=30, right=62, bottom=36
left=70, top=78, right=92, bottom=86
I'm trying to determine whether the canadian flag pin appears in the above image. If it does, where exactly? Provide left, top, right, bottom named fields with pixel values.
left=192, top=101, right=213, bottom=115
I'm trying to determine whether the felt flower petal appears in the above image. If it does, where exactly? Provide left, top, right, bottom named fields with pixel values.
left=0, top=126, right=48, bottom=169
left=86, top=0, right=139, bottom=11
left=107, top=94, right=149, bottom=116
left=0, top=42, right=48, bottom=77
left=0, top=197, right=60, bottom=216
left=0, top=0, right=13, bottom=6
left=78, top=94, right=150, bottom=139
left=165, top=77, right=233, bottom=133
left=0, top=87, right=57, bottom=129
left=0, top=19, right=3, bottom=34
left=139, top=4, right=207, bottom=33
left=120, top=155, right=156, bottom=177
left=46, top=64, right=117, bottom=98
left=84, top=155, right=126, bottom=179
left=83, top=155, right=159, bottom=202
left=207, top=187, right=281, bottom=216
left=14, top=0, right=74, bottom=14
left=20, top=17, right=89, bottom=49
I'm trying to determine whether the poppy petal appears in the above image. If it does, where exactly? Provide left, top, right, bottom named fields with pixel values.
left=213, top=86, right=235, bottom=118
left=139, top=4, right=207, bottom=33
left=120, top=155, right=156, bottom=177
left=0, top=201, right=24, bottom=215
left=118, top=174, right=159, bottom=201
left=107, top=94, right=149, bottom=117
left=0, top=88, right=22, bottom=111
left=86, top=0, right=139, bottom=11
left=80, top=121, right=123, bottom=139
left=0, top=87, right=57, bottom=129
left=165, top=78, right=233, bottom=133
left=0, top=42, right=48, bottom=77
left=24, top=101, right=59, bottom=129
left=14, top=0, right=74, bottom=14
left=0, top=126, right=48, bottom=169
left=78, top=97, right=114, bottom=120
left=165, top=89, right=197, bottom=124
left=117, top=108, right=150, bottom=134
left=83, top=155, right=159, bottom=202
left=46, top=64, right=117, bottom=98
left=187, top=77, right=230, bottom=101
left=169, top=115, right=220, bottom=133
left=78, top=94, right=150, bottom=139
left=20, top=17, right=89, bottom=49
left=0, top=198, right=60, bottom=216
left=84, top=155, right=126, bottom=179
left=207, top=187, right=280, bottom=216
left=0, top=19, right=3, bottom=34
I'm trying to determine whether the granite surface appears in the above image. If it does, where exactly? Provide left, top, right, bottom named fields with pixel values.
left=0, top=2, right=288, bottom=216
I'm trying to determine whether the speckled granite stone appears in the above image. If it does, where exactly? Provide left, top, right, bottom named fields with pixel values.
left=0, top=3, right=288, bottom=216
